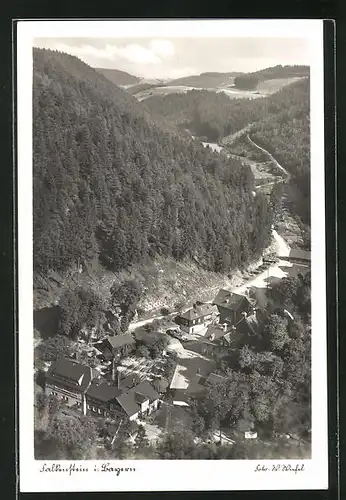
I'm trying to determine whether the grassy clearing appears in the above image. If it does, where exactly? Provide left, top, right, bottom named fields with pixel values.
left=256, top=77, right=305, bottom=95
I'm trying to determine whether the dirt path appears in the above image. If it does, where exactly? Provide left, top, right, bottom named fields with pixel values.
left=221, top=124, right=255, bottom=147
left=246, top=135, right=291, bottom=182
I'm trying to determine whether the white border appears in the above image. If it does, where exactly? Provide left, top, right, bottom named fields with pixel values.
left=17, top=20, right=327, bottom=492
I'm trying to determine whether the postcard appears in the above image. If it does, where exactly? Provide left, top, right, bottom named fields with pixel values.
left=16, top=19, right=327, bottom=492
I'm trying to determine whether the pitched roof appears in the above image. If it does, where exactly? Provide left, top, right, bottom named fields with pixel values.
left=213, top=289, right=253, bottom=311
left=235, top=312, right=261, bottom=336
left=116, top=393, right=139, bottom=417
left=105, top=334, right=135, bottom=349
left=185, top=374, right=206, bottom=396
left=86, top=381, right=121, bottom=402
left=116, top=381, right=160, bottom=418
left=119, top=373, right=141, bottom=390
left=178, top=303, right=219, bottom=321
left=223, top=332, right=232, bottom=343
left=46, top=357, right=93, bottom=393
left=131, top=381, right=160, bottom=401
left=288, top=248, right=311, bottom=261
left=205, top=324, right=228, bottom=341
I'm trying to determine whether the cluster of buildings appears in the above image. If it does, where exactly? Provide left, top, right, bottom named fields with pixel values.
left=45, top=357, right=161, bottom=422
left=173, top=289, right=264, bottom=357
left=43, top=287, right=261, bottom=425
left=43, top=248, right=311, bottom=428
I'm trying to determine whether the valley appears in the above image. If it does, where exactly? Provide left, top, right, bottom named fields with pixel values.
left=32, top=49, right=311, bottom=461
left=198, top=130, right=289, bottom=194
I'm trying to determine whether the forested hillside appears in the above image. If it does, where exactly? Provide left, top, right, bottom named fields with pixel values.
left=250, top=64, right=310, bottom=80
left=145, top=78, right=309, bottom=143
left=233, top=65, right=310, bottom=90
left=163, top=72, right=242, bottom=89
left=145, top=78, right=310, bottom=222
left=251, top=103, right=310, bottom=222
left=33, top=48, right=272, bottom=278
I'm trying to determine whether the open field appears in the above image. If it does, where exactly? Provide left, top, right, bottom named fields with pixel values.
left=133, top=77, right=306, bottom=102
left=256, top=77, right=305, bottom=94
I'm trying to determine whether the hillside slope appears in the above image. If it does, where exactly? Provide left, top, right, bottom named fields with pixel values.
left=129, top=66, right=309, bottom=100
left=250, top=64, right=310, bottom=80
left=144, top=77, right=310, bottom=222
left=95, top=67, right=140, bottom=86
left=33, top=48, right=272, bottom=280
left=165, top=72, right=243, bottom=89
left=145, top=78, right=309, bottom=141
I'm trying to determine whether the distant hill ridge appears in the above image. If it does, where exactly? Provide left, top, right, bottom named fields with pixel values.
left=249, top=65, right=310, bottom=80
left=94, top=65, right=310, bottom=94
left=95, top=67, right=140, bottom=86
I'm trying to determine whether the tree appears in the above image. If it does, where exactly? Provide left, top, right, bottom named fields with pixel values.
left=134, top=425, right=149, bottom=450
left=59, top=287, right=106, bottom=339
left=163, top=353, right=178, bottom=382
left=264, top=314, right=290, bottom=352
left=110, top=280, right=142, bottom=331
left=45, top=414, right=97, bottom=459
left=40, top=335, right=73, bottom=361
left=136, top=345, right=150, bottom=358
left=157, top=429, right=195, bottom=459
left=234, top=75, right=259, bottom=90
left=33, top=48, right=273, bottom=279
left=36, top=392, right=48, bottom=415
left=270, top=183, right=284, bottom=221
left=190, top=406, right=206, bottom=437
left=238, top=345, right=256, bottom=371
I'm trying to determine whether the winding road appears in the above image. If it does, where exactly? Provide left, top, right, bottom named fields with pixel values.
left=128, top=229, right=291, bottom=333
left=128, top=136, right=292, bottom=334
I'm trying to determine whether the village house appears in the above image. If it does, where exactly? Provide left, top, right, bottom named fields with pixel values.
left=172, top=372, right=227, bottom=407
left=204, top=323, right=230, bottom=343
left=213, top=289, right=256, bottom=324
left=175, top=303, right=220, bottom=335
left=234, top=310, right=262, bottom=336
left=86, top=375, right=160, bottom=422
left=98, top=334, right=136, bottom=361
left=45, top=357, right=94, bottom=415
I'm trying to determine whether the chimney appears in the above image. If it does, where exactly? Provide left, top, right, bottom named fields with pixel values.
left=112, top=359, right=120, bottom=389
left=222, top=323, right=228, bottom=333
left=75, top=351, right=81, bottom=363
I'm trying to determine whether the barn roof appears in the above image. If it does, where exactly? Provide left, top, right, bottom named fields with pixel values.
left=178, top=303, right=219, bottom=321
left=46, top=357, right=93, bottom=393
left=213, top=289, right=255, bottom=311
left=288, top=248, right=311, bottom=261
left=105, top=334, right=135, bottom=349
left=116, top=381, right=159, bottom=417
left=86, top=381, right=121, bottom=402
left=205, top=324, right=229, bottom=341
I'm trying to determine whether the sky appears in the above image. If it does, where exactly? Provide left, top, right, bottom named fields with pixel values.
left=34, top=37, right=310, bottom=81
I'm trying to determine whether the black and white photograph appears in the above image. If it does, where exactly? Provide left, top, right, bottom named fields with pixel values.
left=17, top=20, right=328, bottom=492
